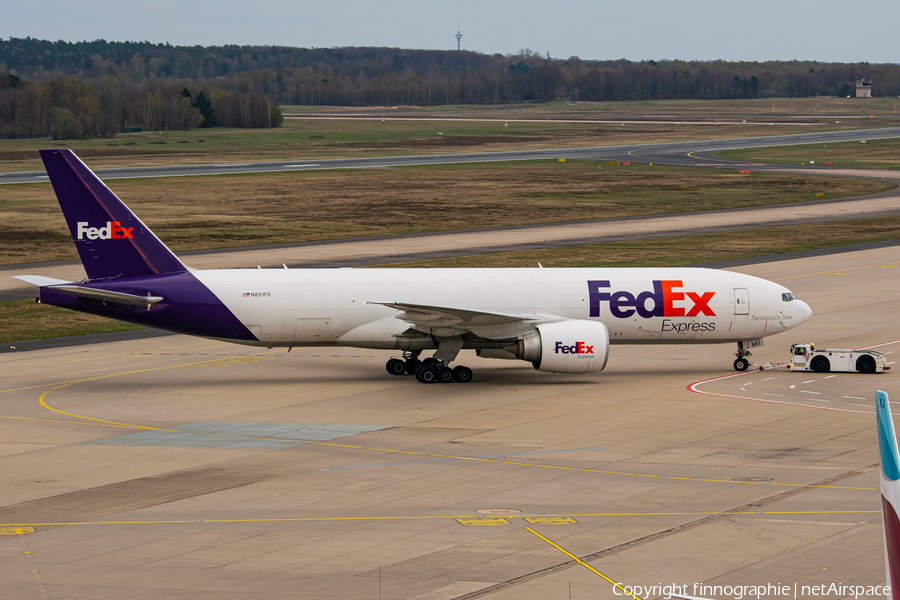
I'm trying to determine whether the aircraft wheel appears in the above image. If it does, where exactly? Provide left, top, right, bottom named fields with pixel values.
left=733, top=357, right=750, bottom=372
left=405, top=359, right=422, bottom=375
left=810, top=356, right=830, bottom=373
left=437, top=367, right=454, bottom=383
left=386, top=358, right=406, bottom=376
left=422, top=357, right=439, bottom=368
left=416, top=366, right=437, bottom=383
left=453, top=365, right=474, bottom=383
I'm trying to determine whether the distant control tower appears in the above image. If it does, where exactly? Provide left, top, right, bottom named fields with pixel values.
left=455, top=27, right=462, bottom=50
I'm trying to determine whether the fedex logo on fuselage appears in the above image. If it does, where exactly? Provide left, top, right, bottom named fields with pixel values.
left=77, top=221, right=134, bottom=240
left=555, top=341, right=594, bottom=354
left=588, top=280, right=716, bottom=319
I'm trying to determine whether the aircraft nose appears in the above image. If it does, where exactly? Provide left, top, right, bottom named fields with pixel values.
left=800, top=301, right=812, bottom=323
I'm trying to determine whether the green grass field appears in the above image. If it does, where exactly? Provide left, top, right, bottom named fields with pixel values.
left=2, top=161, right=893, bottom=264
left=373, top=216, right=900, bottom=269
left=717, top=137, right=900, bottom=170
left=0, top=107, right=880, bottom=173
left=287, top=97, right=900, bottom=118
left=0, top=299, right=143, bottom=344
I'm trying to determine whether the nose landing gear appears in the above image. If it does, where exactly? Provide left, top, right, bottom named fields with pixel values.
left=734, top=341, right=752, bottom=371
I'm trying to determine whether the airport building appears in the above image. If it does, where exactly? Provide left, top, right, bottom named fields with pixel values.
left=856, top=78, right=873, bottom=97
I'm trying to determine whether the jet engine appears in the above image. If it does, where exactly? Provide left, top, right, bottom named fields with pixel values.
left=504, top=320, right=609, bottom=374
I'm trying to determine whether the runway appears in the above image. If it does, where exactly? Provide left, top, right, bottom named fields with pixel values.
left=1, top=127, right=898, bottom=185
left=1, top=246, right=897, bottom=599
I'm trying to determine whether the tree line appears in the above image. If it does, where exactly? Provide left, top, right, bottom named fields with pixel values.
left=0, top=73, right=282, bottom=139
left=2, top=38, right=899, bottom=106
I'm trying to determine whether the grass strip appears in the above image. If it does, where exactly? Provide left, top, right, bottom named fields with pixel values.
left=0, top=111, right=878, bottom=173
left=718, top=137, right=900, bottom=170
left=371, top=217, right=900, bottom=269
left=2, top=161, right=893, bottom=265
left=0, top=298, right=143, bottom=344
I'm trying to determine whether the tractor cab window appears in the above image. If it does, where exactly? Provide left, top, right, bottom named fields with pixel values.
left=782, top=293, right=797, bottom=302
left=794, top=346, right=807, bottom=356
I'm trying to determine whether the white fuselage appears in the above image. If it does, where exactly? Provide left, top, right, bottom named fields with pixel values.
left=192, top=267, right=811, bottom=348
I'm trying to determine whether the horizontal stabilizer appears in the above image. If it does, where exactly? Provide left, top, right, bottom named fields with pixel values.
left=48, top=285, right=163, bottom=306
left=13, top=275, right=73, bottom=287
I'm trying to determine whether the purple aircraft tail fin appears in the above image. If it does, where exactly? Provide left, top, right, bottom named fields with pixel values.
left=40, top=149, right=187, bottom=280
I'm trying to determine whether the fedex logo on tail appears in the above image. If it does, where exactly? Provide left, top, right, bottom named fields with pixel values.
left=555, top=341, right=594, bottom=355
left=77, top=221, right=135, bottom=240
left=588, top=280, right=716, bottom=319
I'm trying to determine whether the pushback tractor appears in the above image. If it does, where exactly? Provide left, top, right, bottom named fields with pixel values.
left=790, top=343, right=889, bottom=374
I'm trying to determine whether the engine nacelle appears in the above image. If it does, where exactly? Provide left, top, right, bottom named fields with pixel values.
left=507, top=320, right=610, bottom=374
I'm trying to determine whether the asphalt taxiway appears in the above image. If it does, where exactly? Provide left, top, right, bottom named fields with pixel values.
left=1, top=246, right=897, bottom=599
left=1, top=127, right=898, bottom=184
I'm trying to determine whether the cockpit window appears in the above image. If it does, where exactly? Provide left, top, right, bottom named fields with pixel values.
left=782, top=293, right=797, bottom=302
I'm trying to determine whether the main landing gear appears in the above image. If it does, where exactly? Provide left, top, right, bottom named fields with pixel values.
left=733, top=341, right=752, bottom=372
left=385, top=351, right=473, bottom=383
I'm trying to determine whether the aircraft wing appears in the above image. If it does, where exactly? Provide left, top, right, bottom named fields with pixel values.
left=366, top=301, right=533, bottom=328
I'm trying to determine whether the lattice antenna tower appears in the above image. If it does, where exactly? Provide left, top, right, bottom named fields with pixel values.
left=455, top=25, right=462, bottom=51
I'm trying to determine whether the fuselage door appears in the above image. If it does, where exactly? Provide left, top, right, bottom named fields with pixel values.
left=294, top=317, right=334, bottom=343
left=734, top=288, right=749, bottom=315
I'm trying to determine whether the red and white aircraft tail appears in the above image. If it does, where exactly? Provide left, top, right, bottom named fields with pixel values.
left=877, top=390, right=900, bottom=598
left=670, top=391, right=897, bottom=600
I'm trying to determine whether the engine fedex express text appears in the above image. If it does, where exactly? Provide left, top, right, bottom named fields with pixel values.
left=554, top=341, right=594, bottom=355
left=77, top=221, right=135, bottom=240
left=588, top=280, right=716, bottom=319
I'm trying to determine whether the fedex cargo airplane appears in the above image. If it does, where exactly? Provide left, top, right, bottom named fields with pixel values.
left=16, top=149, right=812, bottom=383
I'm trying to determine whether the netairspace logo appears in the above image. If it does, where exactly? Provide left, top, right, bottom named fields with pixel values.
left=611, top=582, right=890, bottom=600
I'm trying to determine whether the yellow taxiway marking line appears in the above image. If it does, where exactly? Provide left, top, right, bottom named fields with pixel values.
left=0, top=510, right=881, bottom=529
left=525, top=517, right=578, bottom=525
left=457, top=518, right=509, bottom=526
left=526, top=527, right=643, bottom=600
left=16, top=352, right=877, bottom=492
left=775, top=263, right=900, bottom=281
left=686, top=149, right=712, bottom=159
left=0, top=350, right=285, bottom=396
left=0, top=526, right=35, bottom=535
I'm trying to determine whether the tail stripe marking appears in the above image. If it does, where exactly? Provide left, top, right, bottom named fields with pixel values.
left=883, top=496, right=900, bottom=600
left=878, top=391, right=900, bottom=481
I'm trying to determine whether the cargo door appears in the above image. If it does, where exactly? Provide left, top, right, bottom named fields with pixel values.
left=734, top=288, right=749, bottom=315
left=294, top=318, right=334, bottom=343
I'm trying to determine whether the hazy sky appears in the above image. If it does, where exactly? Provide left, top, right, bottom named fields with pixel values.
left=4, top=0, right=898, bottom=63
